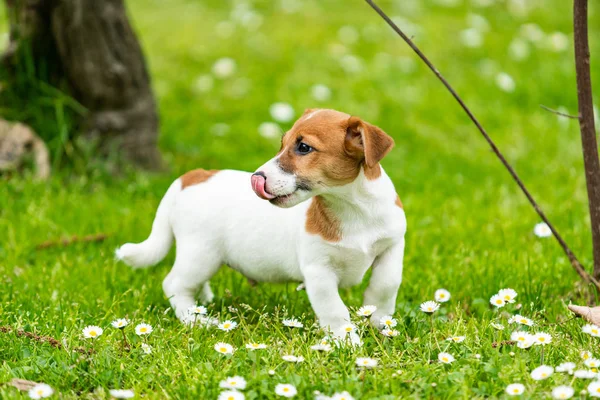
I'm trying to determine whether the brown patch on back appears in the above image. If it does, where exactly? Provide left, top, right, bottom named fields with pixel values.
left=395, top=194, right=403, bottom=209
left=306, top=196, right=341, bottom=242
left=180, top=169, right=219, bottom=189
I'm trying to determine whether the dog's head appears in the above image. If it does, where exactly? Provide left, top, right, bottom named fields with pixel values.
left=251, top=108, right=394, bottom=207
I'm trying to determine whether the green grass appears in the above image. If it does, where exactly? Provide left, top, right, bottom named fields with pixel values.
left=2, top=0, right=600, bottom=398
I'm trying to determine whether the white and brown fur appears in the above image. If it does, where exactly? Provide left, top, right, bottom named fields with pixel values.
left=117, top=109, right=406, bottom=345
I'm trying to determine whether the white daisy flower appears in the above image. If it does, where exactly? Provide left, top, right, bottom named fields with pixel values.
left=141, top=343, right=152, bottom=354
left=490, top=294, right=506, bottom=308
left=498, top=288, right=517, bottom=303
left=420, top=301, right=440, bottom=313
left=438, top=352, right=455, bottom=364
left=549, top=32, right=569, bottom=52
left=533, top=222, right=552, bottom=238
left=511, top=331, right=534, bottom=349
left=491, top=323, right=505, bottom=330
left=356, top=305, right=377, bottom=317
left=28, top=383, right=53, bottom=399
left=111, top=319, right=129, bottom=329
left=192, top=74, right=214, bottom=94
left=218, top=390, right=245, bottom=400
left=582, top=324, right=600, bottom=337
left=355, top=357, right=378, bottom=368
left=269, top=102, right=295, bottom=123
left=581, top=350, right=593, bottom=360
left=218, top=320, right=238, bottom=332
left=310, top=343, right=332, bottom=352
left=574, top=370, right=597, bottom=379
left=505, top=383, right=525, bottom=396
left=212, top=57, right=237, bottom=79
left=588, top=381, right=600, bottom=397
left=258, top=122, right=281, bottom=139
left=268, top=370, right=275, bottom=376
left=338, top=25, right=359, bottom=45
left=552, top=386, right=574, bottom=399
left=189, top=305, right=207, bottom=315
left=533, top=332, right=552, bottom=345
left=246, top=342, right=267, bottom=350
left=214, top=342, right=234, bottom=355
left=331, top=391, right=354, bottom=400
left=282, top=355, right=304, bottom=363
left=339, top=54, right=363, bottom=74
left=508, top=314, right=534, bottom=326
left=508, top=38, right=530, bottom=61
left=219, top=376, right=247, bottom=390
left=446, top=336, right=465, bottom=343
left=109, top=389, right=135, bottom=399
left=135, top=323, right=153, bottom=336
left=531, top=365, right=553, bottom=380
left=496, top=72, right=516, bottom=92
left=460, top=28, right=483, bottom=48
left=379, top=315, right=397, bottom=328
left=556, top=362, right=576, bottom=373
left=341, top=324, right=356, bottom=334
left=275, top=383, right=297, bottom=397
left=282, top=318, right=303, bottom=328
left=585, top=358, right=600, bottom=368
left=434, top=289, right=451, bottom=303
left=311, top=84, right=332, bottom=102
left=382, top=329, right=399, bottom=337
left=82, top=325, right=103, bottom=339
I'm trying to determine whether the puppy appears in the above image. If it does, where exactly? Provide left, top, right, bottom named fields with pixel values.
left=117, top=108, right=406, bottom=345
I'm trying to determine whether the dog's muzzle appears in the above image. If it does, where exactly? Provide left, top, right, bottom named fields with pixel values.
left=251, top=172, right=275, bottom=200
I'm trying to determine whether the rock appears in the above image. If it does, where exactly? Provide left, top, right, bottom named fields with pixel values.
left=0, top=119, right=50, bottom=179
left=568, top=304, right=600, bottom=326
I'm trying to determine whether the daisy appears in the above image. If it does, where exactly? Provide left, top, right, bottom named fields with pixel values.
left=218, top=391, right=245, bottom=400
left=438, top=352, right=455, bottom=364
left=496, top=72, right=515, bottom=92
left=135, top=323, right=153, bottom=336
left=341, top=324, right=356, bottom=334
left=82, top=325, right=103, bottom=339
left=282, top=355, right=304, bottom=363
left=218, top=320, right=238, bottom=332
left=534, top=222, right=552, bottom=238
left=446, top=336, right=465, bottom=343
left=511, top=331, right=534, bottom=349
left=505, top=383, right=525, bottom=396
left=434, top=289, right=451, bottom=303
left=555, top=362, right=576, bottom=373
left=275, top=383, right=297, bottom=397
left=311, top=343, right=332, bottom=352
left=533, top=332, right=552, bottom=345
left=491, top=323, right=505, bottom=330
left=212, top=57, right=236, bottom=79
left=552, top=386, right=574, bottom=399
left=282, top=318, right=303, bottom=328
left=108, top=389, right=134, bottom=399
left=141, top=343, right=152, bottom=354
left=420, top=301, right=440, bottom=313
left=490, top=294, right=506, bottom=308
left=269, top=102, right=295, bottom=123
left=214, top=342, right=234, bottom=355
left=189, top=305, right=207, bottom=315
left=585, top=358, right=600, bottom=368
left=581, top=351, right=593, bottom=360
left=258, top=122, right=281, bottom=139
left=531, top=365, right=553, bottom=380
left=589, top=381, right=600, bottom=397
left=220, top=376, right=247, bottom=390
left=509, top=315, right=534, bottom=326
left=582, top=324, right=600, bottom=337
left=28, top=383, right=53, bottom=399
left=111, top=319, right=129, bottom=329
left=331, top=391, right=354, bottom=400
left=355, top=357, right=378, bottom=368
left=574, top=370, right=597, bottom=379
left=379, top=315, right=397, bottom=328
left=356, top=305, right=377, bottom=317
left=311, top=84, right=332, bottom=102
left=382, top=329, right=399, bottom=337
left=246, top=342, right=267, bottom=350
left=498, top=288, right=517, bottom=303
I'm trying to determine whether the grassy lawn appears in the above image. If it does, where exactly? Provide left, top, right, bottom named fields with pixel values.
left=2, top=0, right=600, bottom=398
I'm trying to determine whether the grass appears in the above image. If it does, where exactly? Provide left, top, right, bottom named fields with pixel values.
left=2, top=0, right=600, bottom=398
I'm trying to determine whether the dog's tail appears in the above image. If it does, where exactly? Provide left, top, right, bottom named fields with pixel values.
left=116, top=180, right=180, bottom=268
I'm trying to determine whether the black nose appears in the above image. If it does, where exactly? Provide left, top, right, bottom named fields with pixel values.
left=253, top=171, right=267, bottom=179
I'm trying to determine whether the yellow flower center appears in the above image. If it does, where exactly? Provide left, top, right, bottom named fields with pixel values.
left=224, top=324, right=230, bottom=328
left=37, top=390, right=44, bottom=395
left=440, top=294, right=445, bottom=298
left=538, top=338, right=545, bottom=342
left=90, top=331, right=97, bottom=336
left=513, top=389, right=519, bottom=393
left=504, top=296, right=510, bottom=300
left=541, top=373, right=547, bottom=377
left=596, top=388, right=600, bottom=393
left=231, top=381, right=236, bottom=385
left=346, top=327, right=352, bottom=332
left=520, top=319, right=527, bottom=323
left=220, top=347, right=227, bottom=352
left=283, top=388, right=289, bottom=392
left=593, top=329, right=598, bottom=334
left=141, top=328, right=147, bottom=332
left=496, top=300, right=502, bottom=304
left=442, top=357, right=448, bottom=362
left=228, top=397, right=234, bottom=400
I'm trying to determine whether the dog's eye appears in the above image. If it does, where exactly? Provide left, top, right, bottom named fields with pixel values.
left=296, top=142, right=313, bottom=155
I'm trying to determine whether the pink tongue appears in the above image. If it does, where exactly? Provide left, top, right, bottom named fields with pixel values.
left=251, top=174, right=276, bottom=200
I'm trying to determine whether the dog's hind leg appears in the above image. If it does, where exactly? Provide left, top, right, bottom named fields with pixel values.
left=162, top=239, right=221, bottom=324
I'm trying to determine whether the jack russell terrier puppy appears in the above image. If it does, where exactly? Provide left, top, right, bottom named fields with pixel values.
left=117, top=108, right=406, bottom=345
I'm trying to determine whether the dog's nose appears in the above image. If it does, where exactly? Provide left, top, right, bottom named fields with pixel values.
left=251, top=171, right=275, bottom=200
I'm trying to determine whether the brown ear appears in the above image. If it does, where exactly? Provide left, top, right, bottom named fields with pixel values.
left=345, top=116, right=394, bottom=168
left=302, top=108, right=318, bottom=117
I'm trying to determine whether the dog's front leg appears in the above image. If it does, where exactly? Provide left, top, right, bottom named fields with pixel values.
left=363, top=239, right=405, bottom=328
left=303, top=265, right=361, bottom=346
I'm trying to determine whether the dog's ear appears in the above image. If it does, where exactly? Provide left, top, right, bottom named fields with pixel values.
left=345, top=116, right=394, bottom=168
left=302, top=108, right=318, bottom=117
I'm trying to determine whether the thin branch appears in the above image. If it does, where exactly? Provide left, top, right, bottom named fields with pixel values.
left=364, top=0, right=600, bottom=291
left=540, top=104, right=579, bottom=119
left=36, top=233, right=108, bottom=250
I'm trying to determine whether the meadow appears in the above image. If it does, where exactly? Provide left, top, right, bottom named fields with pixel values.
left=2, top=0, right=600, bottom=398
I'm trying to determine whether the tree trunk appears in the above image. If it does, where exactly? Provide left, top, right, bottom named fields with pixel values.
left=573, top=0, right=600, bottom=280
left=3, top=0, right=161, bottom=169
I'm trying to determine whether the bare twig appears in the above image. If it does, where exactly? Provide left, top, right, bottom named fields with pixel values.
left=0, top=326, right=91, bottom=354
left=365, top=0, right=600, bottom=291
left=540, top=104, right=579, bottom=119
left=573, top=0, right=600, bottom=281
left=36, top=233, right=108, bottom=250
